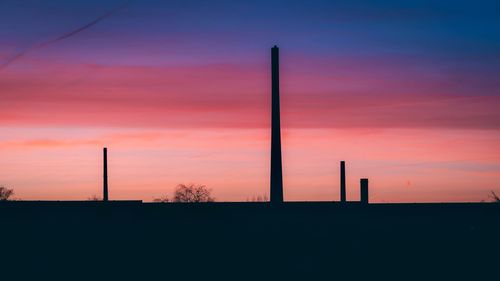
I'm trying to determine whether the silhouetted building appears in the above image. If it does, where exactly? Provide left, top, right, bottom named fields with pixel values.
left=360, top=178, right=368, bottom=204
left=340, top=161, right=346, bottom=203
left=270, top=45, right=284, bottom=204
left=103, top=147, right=108, bottom=202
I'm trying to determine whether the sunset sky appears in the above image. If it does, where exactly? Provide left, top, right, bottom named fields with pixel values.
left=1, top=0, right=499, bottom=202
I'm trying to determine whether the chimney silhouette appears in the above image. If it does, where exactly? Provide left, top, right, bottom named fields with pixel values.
left=340, top=161, right=346, bottom=203
left=103, top=147, right=108, bottom=202
left=270, top=45, right=284, bottom=204
left=360, top=178, right=368, bottom=204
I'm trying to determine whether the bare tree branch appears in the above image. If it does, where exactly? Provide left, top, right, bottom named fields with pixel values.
left=489, top=191, right=500, bottom=203
left=0, top=186, right=14, bottom=201
left=87, top=194, right=102, bottom=201
left=172, top=184, right=214, bottom=203
left=153, top=196, right=170, bottom=203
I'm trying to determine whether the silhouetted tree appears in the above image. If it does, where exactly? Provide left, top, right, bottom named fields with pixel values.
left=489, top=191, right=500, bottom=203
left=153, top=196, right=170, bottom=203
left=87, top=194, right=102, bottom=201
left=247, top=194, right=269, bottom=202
left=0, top=186, right=14, bottom=201
left=173, top=184, right=214, bottom=203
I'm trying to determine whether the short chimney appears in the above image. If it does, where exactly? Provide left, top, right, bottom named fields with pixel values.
left=360, top=178, right=368, bottom=204
left=340, top=161, right=346, bottom=203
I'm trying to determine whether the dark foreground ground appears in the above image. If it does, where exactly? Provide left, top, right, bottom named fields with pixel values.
left=1, top=201, right=499, bottom=279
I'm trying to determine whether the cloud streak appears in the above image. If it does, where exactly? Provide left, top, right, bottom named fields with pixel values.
left=1, top=60, right=499, bottom=130
left=0, top=6, right=122, bottom=70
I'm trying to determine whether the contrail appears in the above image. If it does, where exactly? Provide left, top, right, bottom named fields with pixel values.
left=1, top=6, right=123, bottom=70
left=38, top=10, right=116, bottom=48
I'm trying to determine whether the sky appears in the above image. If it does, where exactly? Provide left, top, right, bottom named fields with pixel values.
left=1, top=0, right=499, bottom=202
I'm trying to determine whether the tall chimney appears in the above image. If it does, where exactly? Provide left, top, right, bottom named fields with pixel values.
left=270, top=45, right=284, bottom=204
left=103, top=147, right=109, bottom=202
left=340, top=161, right=346, bottom=203
left=360, top=178, right=368, bottom=204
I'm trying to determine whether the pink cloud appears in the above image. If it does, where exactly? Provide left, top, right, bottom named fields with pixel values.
left=1, top=55, right=499, bottom=130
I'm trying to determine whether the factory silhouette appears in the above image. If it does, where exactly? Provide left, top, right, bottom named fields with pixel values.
left=96, top=46, right=371, bottom=205
left=1, top=46, right=500, bottom=279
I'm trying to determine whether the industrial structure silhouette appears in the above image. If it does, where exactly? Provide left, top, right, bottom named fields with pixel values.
left=97, top=46, right=369, bottom=204
left=1, top=46, right=499, bottom=280
left=270, top=45, right=284, bottom=204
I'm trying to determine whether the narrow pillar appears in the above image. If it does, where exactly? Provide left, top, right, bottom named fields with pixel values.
left=103, top=147, right=109, bottom=202
left=360, top=178, right=368, bottom=204
left=270, top=45, right=284, bottom=204
left=340, top=161, right=346, bottom=203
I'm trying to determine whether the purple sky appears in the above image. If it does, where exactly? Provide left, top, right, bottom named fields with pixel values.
left=1, top=0, right=500, bottom=202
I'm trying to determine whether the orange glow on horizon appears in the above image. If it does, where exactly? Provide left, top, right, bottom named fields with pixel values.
left=1, top=128, right=499, bottom=203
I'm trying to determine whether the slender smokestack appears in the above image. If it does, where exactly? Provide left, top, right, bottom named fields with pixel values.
left=360, top=178, right=368, bottom=204
left=340, top=161, right=346, bottom=203
left=103, top=147, right=108, bottom=202
left=270, top=45, right=284, bottom=204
